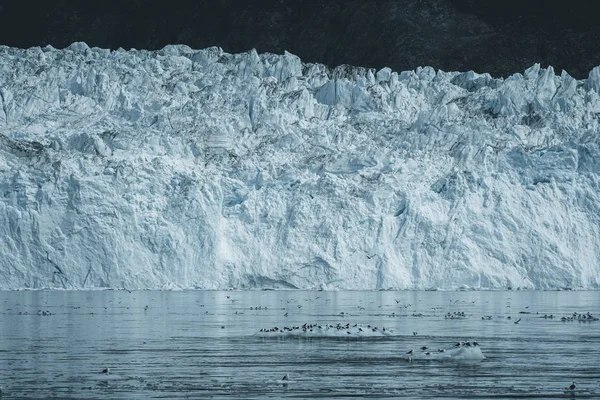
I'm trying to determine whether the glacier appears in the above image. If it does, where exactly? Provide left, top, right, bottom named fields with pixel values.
left=1, top=42, right=600, bottom=290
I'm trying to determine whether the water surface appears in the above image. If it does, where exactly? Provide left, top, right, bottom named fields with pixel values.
left=0, top=290, right=599, bottom=398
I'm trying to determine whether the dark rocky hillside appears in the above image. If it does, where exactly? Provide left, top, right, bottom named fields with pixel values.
left=0, top=0, right=598, bottom=78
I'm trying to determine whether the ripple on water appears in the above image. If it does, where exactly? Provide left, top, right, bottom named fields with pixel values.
left=0, top=290, right=598, bottom=398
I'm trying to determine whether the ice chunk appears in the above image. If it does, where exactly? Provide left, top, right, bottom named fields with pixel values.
left=585, top=66, right=600, bottom=93
left=409, top=343, right=485, bottom=362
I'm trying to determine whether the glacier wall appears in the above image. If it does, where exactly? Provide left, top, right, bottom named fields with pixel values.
left=1, top=42, right=600, bottom=290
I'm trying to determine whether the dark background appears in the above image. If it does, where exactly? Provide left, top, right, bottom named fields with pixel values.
left=0, top=0, right=598, bottom=78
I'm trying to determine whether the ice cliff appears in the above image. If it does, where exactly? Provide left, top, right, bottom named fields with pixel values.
left=1, top=43, right=600, bottom=290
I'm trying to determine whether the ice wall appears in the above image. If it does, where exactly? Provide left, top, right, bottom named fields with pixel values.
left=1, top=43, right=599, bottom=290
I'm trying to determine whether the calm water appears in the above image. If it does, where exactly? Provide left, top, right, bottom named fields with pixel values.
left=0, top=290, right=599, bottom=399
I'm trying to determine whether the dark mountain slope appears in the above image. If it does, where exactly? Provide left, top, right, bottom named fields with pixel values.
left=0, top=0, right=598, bottom=78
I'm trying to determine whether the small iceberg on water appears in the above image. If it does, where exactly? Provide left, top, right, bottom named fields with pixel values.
left=407, top=341, right=485, bottom=362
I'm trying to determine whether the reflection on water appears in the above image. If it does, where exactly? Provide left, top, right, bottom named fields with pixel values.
left=0, top=290, right=599, bottom=399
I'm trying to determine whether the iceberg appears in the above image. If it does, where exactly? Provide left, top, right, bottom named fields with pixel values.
left=408, top=342, right=485, bottom=362
left=0, top=43, right=599, bottom=290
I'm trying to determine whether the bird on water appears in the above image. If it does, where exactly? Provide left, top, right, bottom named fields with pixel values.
left=569, top=381, right=576, bottom=390
left=101, top=368, right=110, bottom=374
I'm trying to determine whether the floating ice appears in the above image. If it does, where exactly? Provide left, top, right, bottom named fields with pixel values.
left=408, top=342, right=485, bottom=361
left=560, top=312, right=598, bottom=322
left=1, top=43, right=600, bottom=290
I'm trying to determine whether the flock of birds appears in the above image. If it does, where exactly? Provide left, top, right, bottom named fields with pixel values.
left=5, top=294, right=597, bottom=329
left=259, top=322, right=392, bottom=335
left=15, top=310, right=53, bottom=316
left=445, top=311, right=466, bottom=319
left=561, top=312, right=598, bottom=322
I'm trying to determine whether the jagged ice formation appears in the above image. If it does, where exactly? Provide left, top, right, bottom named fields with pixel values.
left=1, top=43, right=600, bottom=290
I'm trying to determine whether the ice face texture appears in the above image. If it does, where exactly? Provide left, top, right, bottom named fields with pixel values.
left=1, top=43, right=599, bottom=290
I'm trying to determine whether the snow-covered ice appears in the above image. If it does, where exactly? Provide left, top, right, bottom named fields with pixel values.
left=408, top=342, right=485, bottom=362
left=1, top=43, right=600, bottom=290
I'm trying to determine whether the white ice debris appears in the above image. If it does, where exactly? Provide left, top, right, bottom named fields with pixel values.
left=409, top=344, right=485, bottom=362
left=0, top=43, right=599, bottom=290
